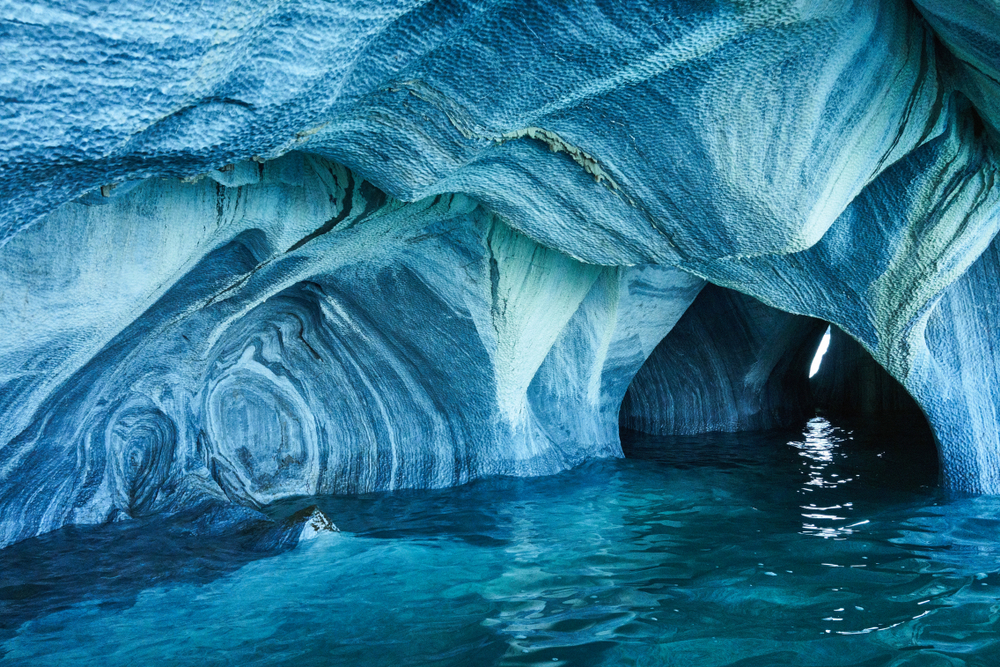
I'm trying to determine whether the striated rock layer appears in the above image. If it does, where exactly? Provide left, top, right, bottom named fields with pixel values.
left=0, top=154, right=704, bottom=546
left=693, top=99, right=1000, bottom=492
left=2, top=0, right=1000, bottom=545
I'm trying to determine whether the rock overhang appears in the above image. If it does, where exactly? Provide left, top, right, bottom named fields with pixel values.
left=1, top=0, right=1000, bottom=546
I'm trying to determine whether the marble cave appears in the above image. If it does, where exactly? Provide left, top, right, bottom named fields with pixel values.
left=3, top=1, right=1000, bottom=664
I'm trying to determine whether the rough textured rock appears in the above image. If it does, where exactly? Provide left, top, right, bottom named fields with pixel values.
left=691, top=99, right=1000, bottom=492
left=914, top=0, right=1000, bottom=138
left=3, top=0, right=1000, bottom=543
left=621, top=285, right=826, bottom=435
left=914, top=236, right=1000, bottom=492
left=2, top=0, right=942, bottom=267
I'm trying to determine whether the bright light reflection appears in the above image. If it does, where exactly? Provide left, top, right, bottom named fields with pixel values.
left=789, top=418, right=866, bottom=540
left=809, top=325, right=832, bottom=378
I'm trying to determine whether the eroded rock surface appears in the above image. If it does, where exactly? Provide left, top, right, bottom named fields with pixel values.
left=0, top=154, right=704, bottom=546
left=691, top=100, right=1000, bottom=492
left=3, top=0, right=1000, bottom=545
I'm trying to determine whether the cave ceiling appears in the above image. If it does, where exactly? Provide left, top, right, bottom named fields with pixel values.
left=1, top=0, right=1000, bottom=546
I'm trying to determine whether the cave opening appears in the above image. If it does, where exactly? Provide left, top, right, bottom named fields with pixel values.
left=619, top=284, right=939, bottom=492
left=809, top=325, right=831, bottom=378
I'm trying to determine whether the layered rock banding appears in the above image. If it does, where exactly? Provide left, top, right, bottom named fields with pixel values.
left=2, top=0, right=1000, bottom=546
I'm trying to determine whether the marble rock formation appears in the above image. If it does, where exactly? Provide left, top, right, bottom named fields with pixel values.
left=0, top=153, right=704, bottom=547
left=2, top=0, right=1000, bottom=546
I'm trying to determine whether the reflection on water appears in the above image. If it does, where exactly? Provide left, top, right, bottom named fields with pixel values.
left=2, top=416, right=999, bottom=666
left=792, top=418, right=863, bottom=539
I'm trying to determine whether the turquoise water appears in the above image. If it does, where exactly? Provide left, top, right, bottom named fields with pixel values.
left=3, top=417, right=1000, bottom=666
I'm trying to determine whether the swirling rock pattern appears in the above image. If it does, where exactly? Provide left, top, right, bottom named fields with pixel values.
left=107, top=399, right=178, bottom=517
left=0, top=154, right=705, bottom=546
left=691, top=100, right=1000, bottom=491
left=2, top=0, right=1000, bottom=543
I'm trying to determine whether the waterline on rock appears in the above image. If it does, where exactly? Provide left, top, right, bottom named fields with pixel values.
left=2, top=417, right=994, bottom=667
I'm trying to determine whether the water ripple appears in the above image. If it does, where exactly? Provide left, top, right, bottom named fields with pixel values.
left=2, top=417, right=997, bottom=666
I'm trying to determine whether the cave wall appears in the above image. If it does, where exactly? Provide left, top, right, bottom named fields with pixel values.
left=912, top=235, right=1000, bottom=492
left=3, top=0, right=1000, bottom=542
left=621, top=285, right=826, bottom=435
left=914, top=0, right=1000, bottom=139
left=3, top=0, right=942, bottom=266
left=691, top=99, right=1000, bottom=492
left=0, top=153, right=704, bottom=547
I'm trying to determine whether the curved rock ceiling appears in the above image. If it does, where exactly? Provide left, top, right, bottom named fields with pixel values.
left=1, top=0, right=999, bottom=547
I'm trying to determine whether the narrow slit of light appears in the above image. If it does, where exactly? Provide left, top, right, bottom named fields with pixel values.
left=809, top=325, right=832, bottom=378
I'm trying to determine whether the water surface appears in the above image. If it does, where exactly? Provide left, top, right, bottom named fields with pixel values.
left=3, top=417, right=999, bottom=666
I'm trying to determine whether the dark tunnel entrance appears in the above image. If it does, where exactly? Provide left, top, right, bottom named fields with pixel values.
left=619, top=284, right=939, bottom=491
left=808, top=325, right=927, bottom=418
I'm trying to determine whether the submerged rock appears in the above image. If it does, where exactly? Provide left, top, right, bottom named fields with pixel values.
left=255, top=505, right=339, bottom=551
left=292, top=506, right=340, bottom=540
